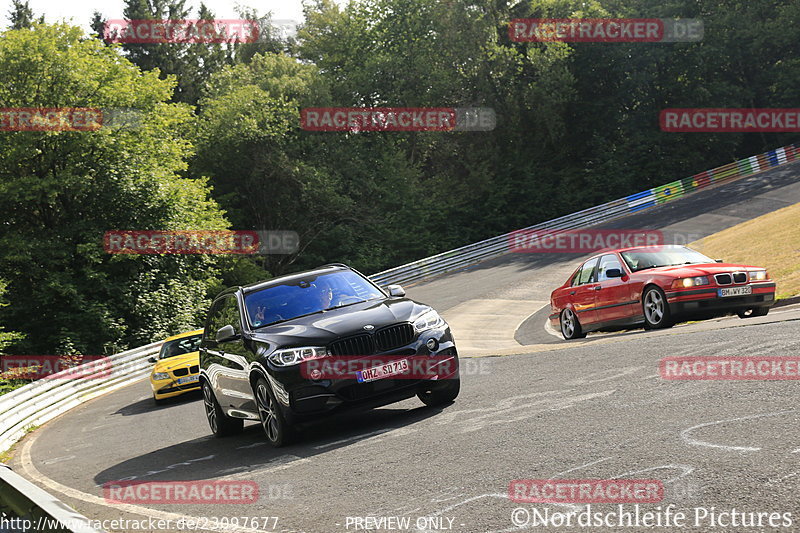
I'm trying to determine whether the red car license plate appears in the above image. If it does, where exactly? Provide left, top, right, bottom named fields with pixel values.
left=719, top=286, right=752, bottom=297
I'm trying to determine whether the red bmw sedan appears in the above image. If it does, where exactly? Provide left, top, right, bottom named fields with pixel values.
left=549, top=245, right=776, bottom=340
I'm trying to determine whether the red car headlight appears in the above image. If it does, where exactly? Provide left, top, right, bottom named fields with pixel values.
left=749, top=270, right=768, bottom=281
left=672, top=276, right=709, bottom=289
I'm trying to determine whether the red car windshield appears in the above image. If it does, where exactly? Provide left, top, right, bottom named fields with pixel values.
left=620, top=246, right=714, bottom=272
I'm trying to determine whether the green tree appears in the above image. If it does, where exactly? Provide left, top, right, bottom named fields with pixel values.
left=192, top=53, right=355, bottom=274
left=0, top=280, right=23, bottom=352
left=0, top=23, right=229, bottom=354
left=96, top=1, right=287, bottom=104
left=90, top=11, right=107, bottom=39
left=7, top=0, right=42, bottom=30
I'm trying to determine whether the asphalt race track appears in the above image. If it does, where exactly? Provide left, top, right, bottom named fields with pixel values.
left=11, top=162, right=800, bottom=533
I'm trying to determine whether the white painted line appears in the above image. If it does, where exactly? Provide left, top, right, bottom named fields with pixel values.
left=549, top=457, right=611, bottom=479
left=513, top=304, right=547, bottom=340
left=236, top=442, right=267, bottom=449
left=313, top=428, right=393, bottom=449
left=543, top=313, right=562, bottom=339
left=221, top=455, right=310, bottom=481
left=17, top=432, right=272, bottom=533
left=613, top=464, right=694, bottom=484
left=41, top=455, right=75, bottom=465
left=344, top=426, right=419, bottom=450
left=767, top=471, right=800, bottom=484
left=444, top=299, right=545, bottom=351
left=680, top=410, right=795, bottom=452
left=564, top=366, right=643, bottom=386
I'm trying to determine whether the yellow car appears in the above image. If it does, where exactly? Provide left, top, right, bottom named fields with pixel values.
left=148, top=329, right=203, bottom=403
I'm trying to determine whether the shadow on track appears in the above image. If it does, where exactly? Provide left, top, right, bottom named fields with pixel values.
left=93, top=400, right=449, bottom=486
left=114, top=390, right=203, bottom=416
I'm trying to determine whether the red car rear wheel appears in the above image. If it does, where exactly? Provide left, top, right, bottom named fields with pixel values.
left=560, top=308, right=587, bottom=339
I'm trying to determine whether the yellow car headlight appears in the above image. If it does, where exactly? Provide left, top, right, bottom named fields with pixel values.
left=152, top=372, right=170, bottom=380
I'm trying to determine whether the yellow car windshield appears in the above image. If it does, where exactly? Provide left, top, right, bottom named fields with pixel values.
left=159, top=334, right=202, bottom=360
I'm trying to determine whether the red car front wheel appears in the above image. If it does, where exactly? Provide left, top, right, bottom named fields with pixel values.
left=643, top=286, right=673, bottom=329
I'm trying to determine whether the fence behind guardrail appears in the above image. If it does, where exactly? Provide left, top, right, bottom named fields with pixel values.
left=369, top=143, right=800, bottom=286
left=0, top=341, right=161, bottom=454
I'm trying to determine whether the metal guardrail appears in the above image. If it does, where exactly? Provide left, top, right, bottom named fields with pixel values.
left=0, top=463, right=105, bottom=533
left=0, top=143, right=797, bottom=530
left=0, top=341, right=161, bottom=454
left=0, top=344, right=160, bottom=531
left=370, top=143, right=800, bottom=286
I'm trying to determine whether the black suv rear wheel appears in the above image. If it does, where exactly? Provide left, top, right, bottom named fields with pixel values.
left=202, top=381, right=243, bottom=437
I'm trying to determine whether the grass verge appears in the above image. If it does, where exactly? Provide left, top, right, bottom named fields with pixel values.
left=692, top=201, right=800, bottom=299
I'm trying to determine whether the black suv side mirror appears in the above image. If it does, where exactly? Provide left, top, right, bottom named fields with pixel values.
left=605, top=268, right=623, bottom=278
left=216, top=325, right=239, bottom=343
left=386, top=284, right=406, bottom=297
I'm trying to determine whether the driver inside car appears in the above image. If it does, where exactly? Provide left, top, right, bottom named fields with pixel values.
left=315, top=279, right=360, bottom=310
left=317, top=280, right=337, bottom=309
left=251, top=299, right=285, bottom=327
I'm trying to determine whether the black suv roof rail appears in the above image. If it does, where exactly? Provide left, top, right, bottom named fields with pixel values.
left=238, top=263, right=351, bottom=294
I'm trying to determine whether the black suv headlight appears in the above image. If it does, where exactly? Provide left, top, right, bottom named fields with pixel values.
left=413, top=310, right=446, bottom=333
left=269, top=346, right=330, bottom=367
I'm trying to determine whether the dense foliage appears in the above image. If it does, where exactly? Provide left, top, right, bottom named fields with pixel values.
left=1, top=0, right=798, bottom=355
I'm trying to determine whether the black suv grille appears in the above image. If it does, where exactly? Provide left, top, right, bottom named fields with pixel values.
left=375, top=324, right=414, bottom=351
left=329, top=334, right=375, bottom=356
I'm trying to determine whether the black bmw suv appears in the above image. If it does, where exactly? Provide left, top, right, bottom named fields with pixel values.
left=199, top=264, right=460, bottom=446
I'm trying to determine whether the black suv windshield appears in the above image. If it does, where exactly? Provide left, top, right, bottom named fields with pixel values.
left=159, top=334, right=202, bottom=360
left=620, top=246, right=714, bottom=272
left=245, top=270, right=385, bottom=328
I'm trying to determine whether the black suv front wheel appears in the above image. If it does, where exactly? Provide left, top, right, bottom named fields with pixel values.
left=418, top=378, right=460, bottom=407
left=255, top=376, right=295, bottom=447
